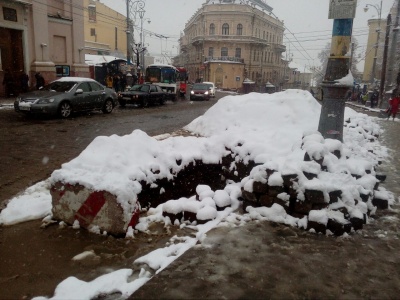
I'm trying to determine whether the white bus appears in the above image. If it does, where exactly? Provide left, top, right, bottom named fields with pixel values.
left=145, top=64, right=180, bottom=100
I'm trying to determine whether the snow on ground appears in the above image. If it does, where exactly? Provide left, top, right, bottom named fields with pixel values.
left=0, top=89, right=397, bottom=299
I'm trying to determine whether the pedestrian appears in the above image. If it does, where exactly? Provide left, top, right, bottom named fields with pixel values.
left=362, top=92, right=368, bottom=105
left=2, top=69, right=15, bottom=97
left=387, top=90, right=400, bottom=121
left=370, top=89, right=378, bottom=108
left=113, top=74, right=120, bottom=92
left=120, top=74, right=127, bottom=92
left=105, top=73, right=113, bottom=89
left=35, top=72, right=45, bottom=90
left=20, top=72, right=29, bottom=93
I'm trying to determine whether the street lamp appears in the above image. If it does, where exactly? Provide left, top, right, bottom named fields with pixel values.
left=125, top=0, right=145, bottom=65
left=364, top=1, right=382, bottom=88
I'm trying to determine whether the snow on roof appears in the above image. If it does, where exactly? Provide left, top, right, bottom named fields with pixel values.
left=85, top=54, right=127, bottom=66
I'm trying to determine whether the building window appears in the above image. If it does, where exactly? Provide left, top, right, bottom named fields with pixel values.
left=208, top=47, right=214, bottom=57
left=88, top=5, right=96, bottom=22
left=3, top=7, right=17, bottom=22
left=90, top=28, right=96, bottom=36
left=222, top=23, right=229, bottom=35
left=210, top=23, right=215, bottom=35
left=221, top=47, right=228, bottom=57
left=235, top=48, right=241, bottom=58
left=237, top=24, right=243, bottom=35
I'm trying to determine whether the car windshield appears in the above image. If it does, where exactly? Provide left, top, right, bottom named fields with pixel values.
left=130, top=85, right=150, bottom=92
left=193, top=84, right=208, bottom=90
left=42, top=81, right=77, bottom=92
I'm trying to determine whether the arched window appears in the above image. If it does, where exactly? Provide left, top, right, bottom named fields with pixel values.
left=222, top=23, right=229, bottom=35
left=237, top=24, right=243, bottom=35
left=221, top=47, right=228, bottom=57
left=210, top=23, right=215, bottom=35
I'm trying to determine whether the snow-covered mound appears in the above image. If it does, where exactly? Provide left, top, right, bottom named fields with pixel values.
left=50, top=90, right=389, bottom=225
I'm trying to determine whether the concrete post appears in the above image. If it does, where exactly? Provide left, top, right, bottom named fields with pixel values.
left=318, top=17, right=355, bottom=142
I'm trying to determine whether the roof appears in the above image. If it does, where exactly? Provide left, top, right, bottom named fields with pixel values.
left=85, top=54, right=127, bottom=66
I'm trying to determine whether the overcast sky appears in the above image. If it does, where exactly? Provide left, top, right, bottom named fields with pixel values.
left=100, top=0, right=394, bottom=72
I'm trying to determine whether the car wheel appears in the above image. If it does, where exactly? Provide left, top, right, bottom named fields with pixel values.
left=118, top=99, right=126, bottom=107
left=58, top=101, right=72, bottom=118
left=102, top=99, right=113, bottom=114
left=160, top=95, right=166, bottom=105
left=141, top=97, right=148, bottom=108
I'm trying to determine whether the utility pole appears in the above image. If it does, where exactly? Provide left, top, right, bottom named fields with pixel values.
left=378, top=14, right=391, bottom=108
left=126, top=0, right=131, bottom=64
left=318, top=0, right=356, bottom=142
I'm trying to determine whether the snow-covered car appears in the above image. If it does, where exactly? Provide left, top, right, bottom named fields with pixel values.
left=190, top=83, right=211, bottom=101
left=117, top=84, right=166, bottom=107
left=202, top=81, right=216, bottom=98
left=14, top=77, right=117, bottom=118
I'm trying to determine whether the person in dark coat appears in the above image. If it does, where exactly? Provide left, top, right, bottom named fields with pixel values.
left=35, top=72, right=45, bottom=90
left=20, top=72, right=29, bottom=93
left=370, top=89, right=379, bottom=108
left=2, top=69, right=14, bottom=97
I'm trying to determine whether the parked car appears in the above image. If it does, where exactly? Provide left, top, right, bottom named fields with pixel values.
left=14, top=77, right=117, bottom=118
left=202, top=81, right=216, bottom=97
left=190, top=83, right=211, bottom=101
left=117, top=84, right=166, bottom=107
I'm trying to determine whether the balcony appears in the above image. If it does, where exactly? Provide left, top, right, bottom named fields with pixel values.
left=205, top=56, right=245, bottom=63
left=191, top=35, right=270, bottom=47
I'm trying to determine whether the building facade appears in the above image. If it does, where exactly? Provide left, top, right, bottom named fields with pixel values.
left=0, top=0, right=89, bottom=97
left=179, top=1, right=286, bottom=91
left=362, top=18, right=387, bottom=85
left=83, top=0, right=127, bottom=58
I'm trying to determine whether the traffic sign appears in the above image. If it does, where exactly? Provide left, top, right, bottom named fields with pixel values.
left=328, top=0, right=357, bottom=19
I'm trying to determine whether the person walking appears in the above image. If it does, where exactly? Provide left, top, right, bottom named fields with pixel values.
left=20, top=72, right=29, bottom=93
left=35, top=72, right=45, bottom=90
left=387, top=91, right=400, bottom=120
left=370, top=89, right=378, bottom=108
left=105, top=73, right=113, bottom=89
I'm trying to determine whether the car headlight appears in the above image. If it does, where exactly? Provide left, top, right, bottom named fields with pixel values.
left=190, top=91, right=194, bottom=94
left=205, top=91, right=209, bottom=95
left=37, top=98, right=55, bottom=104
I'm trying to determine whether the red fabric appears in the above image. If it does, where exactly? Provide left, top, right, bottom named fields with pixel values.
left=389, top=97, right=400, bottom=115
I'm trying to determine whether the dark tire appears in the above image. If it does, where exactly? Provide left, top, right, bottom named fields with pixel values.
left=58, top=101, right=72, bottom=118
left=118, top=99, right=126, bottom=107
left=141, top=97, right=148, bottom=108
left=102, top=99, right=113, bottom=114
left=159, top=95, right=166, bottom=105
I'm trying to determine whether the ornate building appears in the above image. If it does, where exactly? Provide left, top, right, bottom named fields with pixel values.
left=179, top=0, right=286, bottom=91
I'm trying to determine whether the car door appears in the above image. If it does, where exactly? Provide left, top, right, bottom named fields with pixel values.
left=73, top=82, right=92, bottom=111
left=88, top=81, right=106, bottom=109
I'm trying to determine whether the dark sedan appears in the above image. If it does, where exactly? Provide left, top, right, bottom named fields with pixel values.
left=190, top=83, right=211, bottom=101
left=14, top=77, right=117, bottom=118
left=117, top=84, right=166, bottom=107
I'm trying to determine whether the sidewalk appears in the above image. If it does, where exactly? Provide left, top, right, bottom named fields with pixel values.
left=0, top=97, right=15, bottom=108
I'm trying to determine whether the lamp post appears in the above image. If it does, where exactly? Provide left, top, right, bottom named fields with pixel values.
left=125, top=0, right=145, bottom=66
left=364, top=1, right=382, bottom=87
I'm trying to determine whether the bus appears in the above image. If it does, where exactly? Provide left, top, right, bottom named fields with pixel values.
left=145, top=64, right=180, bottom=100
left=176, top=67, right=188, bottom=97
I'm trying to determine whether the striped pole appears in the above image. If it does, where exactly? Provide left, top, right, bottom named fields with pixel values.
left=318, top=3, right=356, bottom=142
